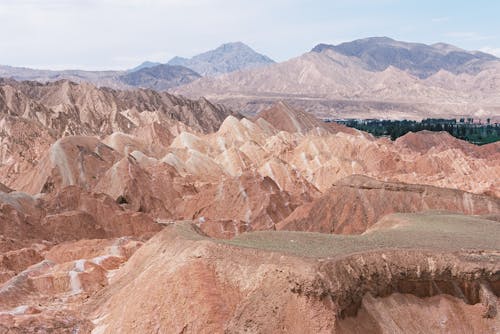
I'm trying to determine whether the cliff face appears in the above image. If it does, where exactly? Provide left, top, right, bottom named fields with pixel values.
left=89, top=216, right=499, bottom=333
left=1, top=216, right=498, bottom=333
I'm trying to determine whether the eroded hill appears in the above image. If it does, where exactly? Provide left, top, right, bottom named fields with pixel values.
left=0, top=82, right=499, bottom=333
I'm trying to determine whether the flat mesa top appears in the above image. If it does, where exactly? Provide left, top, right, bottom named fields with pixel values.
left=177, top=212, right=500, bottom=259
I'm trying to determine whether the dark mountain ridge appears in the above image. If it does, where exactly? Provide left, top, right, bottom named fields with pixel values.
left=312, top=37, right=498, bottom=78
left=119, top=64, right=201, bottom=91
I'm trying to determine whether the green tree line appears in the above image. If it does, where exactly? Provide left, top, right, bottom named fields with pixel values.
left=334, top=119, right=500, bottom=145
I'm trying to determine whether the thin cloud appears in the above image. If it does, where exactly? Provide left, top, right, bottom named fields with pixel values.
left=431, top=17, right=449, bottom=23
left=480, top=46, right=500, bottom=57
left=444, top=32, right=494, bottom=42
left=112, top=51, right=175, bottom=65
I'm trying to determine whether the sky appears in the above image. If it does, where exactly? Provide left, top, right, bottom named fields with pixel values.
left=0, top=0, right=499, bottom=70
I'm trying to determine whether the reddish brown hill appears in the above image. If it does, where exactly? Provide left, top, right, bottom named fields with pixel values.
left=8, top=134, right=191, bottom=220
left=93, top=155, right=190, bottom=220
left=0, top=115, right=56, bottom=187
left=179, top=172, right=297, bottom=233
left=10, top=136, right=122, bottom=194
left=254, top=101, right=358, bottom=135
left=0, top=186, right=160, bottom=244
left=278, top=175, right=500, bottom=234
left=395, top=131, right=464, bottom=153
left=395, top=130, right=500, bottom=159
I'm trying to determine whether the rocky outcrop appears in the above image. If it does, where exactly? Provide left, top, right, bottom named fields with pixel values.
left=0, top=183, right=12, bottom=193
left=89, top=214, right=500, bottom=333
left=278, top=175, right=500, bottom=234
left=0, top=237, right=144, bottom=333
left=178, top=172, right=298, bottom=232
left=0, top=186, right=161, bottom=243
left=336, top=292, right=499, bottom=333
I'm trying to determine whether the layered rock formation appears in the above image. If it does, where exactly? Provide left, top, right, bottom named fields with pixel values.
left=2, top=95, right=499, bottom=228
left=0, top=79, right=236, bottom=186
left=0, top=79, right=235, bottom=135
left=0, top=82, right=499, bottom=332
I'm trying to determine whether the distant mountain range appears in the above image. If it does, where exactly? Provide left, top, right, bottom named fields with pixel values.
left=172, top=37, right=500, bottom=120
left=0, top=63, right=203, bottom=91
left=312, top=37, right=497, bottom=78
left=1, top=37, right=500, bottom=119
left=0, top=42, right=274, bottom=91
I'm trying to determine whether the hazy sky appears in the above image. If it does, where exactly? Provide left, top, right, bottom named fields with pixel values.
left=1, top=0, right=499, bottom=70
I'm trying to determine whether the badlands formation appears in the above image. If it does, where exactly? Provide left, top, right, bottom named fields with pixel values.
left=0, top=80, right=499, bottom=333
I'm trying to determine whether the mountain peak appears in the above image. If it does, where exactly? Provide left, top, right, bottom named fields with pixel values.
left=218, top=41, right=248, bottom=49
left=359, top=36, right=396, bottom=43
left=167, top=42, right=274, bottom=76
left=128, top=61, right=162, bottom=73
